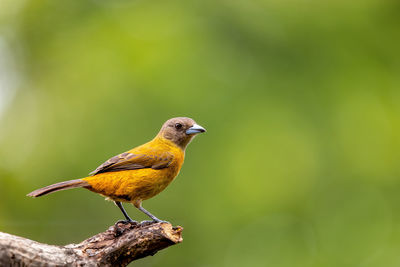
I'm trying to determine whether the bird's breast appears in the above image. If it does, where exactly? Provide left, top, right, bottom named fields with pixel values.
left=84, top=154, right=184, bottom=202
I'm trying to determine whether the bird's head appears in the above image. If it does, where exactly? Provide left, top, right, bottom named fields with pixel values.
left=158, top=117, right=206, bottom=150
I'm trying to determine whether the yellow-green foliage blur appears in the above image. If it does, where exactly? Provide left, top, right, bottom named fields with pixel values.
left=1, top=0, right=400, bottom=266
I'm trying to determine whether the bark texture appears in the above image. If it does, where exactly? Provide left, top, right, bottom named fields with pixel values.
left=0, top=222, right=183, bottom=267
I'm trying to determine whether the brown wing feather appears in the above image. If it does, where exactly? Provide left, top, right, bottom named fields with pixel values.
left=89, top=151, right=173, bottom=175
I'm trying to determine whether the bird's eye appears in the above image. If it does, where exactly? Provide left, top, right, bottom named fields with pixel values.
left=175, top=123, right=183, bottom=130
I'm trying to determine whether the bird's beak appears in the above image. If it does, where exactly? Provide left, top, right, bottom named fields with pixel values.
left=186, top=124, right=206, bottom=135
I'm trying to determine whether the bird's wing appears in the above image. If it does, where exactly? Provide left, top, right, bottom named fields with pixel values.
left=89, top=151, right=174, bottom=175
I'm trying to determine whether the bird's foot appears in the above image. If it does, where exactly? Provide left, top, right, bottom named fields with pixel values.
left=114, top=219, right=138, bottom=236
left=140, top=219, right=170, bottom=225
left=115, top=219, right=137, bottom=225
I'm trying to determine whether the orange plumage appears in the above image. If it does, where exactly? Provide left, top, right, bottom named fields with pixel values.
left=27, top=117, right=206, bottom=223
left=83, top=137, right=184, bottom=206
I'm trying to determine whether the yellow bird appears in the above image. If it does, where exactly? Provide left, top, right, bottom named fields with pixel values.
left=28, top=117, right=206, bottom=223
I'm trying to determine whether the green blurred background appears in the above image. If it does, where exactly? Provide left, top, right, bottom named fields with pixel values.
left=1, top=0, right=400, bottom=266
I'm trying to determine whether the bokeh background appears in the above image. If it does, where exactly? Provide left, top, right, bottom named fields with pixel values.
left=1, top=0, right=400, bottom=266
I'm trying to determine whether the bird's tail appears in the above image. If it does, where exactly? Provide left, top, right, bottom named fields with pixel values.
left=27, top=179, right=89, bottom=197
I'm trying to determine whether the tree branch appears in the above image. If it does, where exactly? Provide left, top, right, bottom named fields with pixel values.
left=0, top=222, right=183, bottom=267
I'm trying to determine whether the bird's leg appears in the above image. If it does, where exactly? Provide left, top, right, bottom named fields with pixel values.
left=114, top=201, right=137, bottom=235
left=135, top=201, right=169, bottom=223
left=114, top=201, right=136, bottom=224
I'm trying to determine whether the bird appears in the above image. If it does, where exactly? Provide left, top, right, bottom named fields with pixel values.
left=27, top=117, right=206, bottom=223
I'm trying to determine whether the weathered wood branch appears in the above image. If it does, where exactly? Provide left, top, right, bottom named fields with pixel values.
left=0, top=222, right=183, bottom=267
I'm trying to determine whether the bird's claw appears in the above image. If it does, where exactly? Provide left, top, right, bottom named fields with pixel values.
left=140, top=219, right=170, bottom=225
left=115, top=219, right=137, bottom=225
left=114, top=219, right=138, bottom=236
